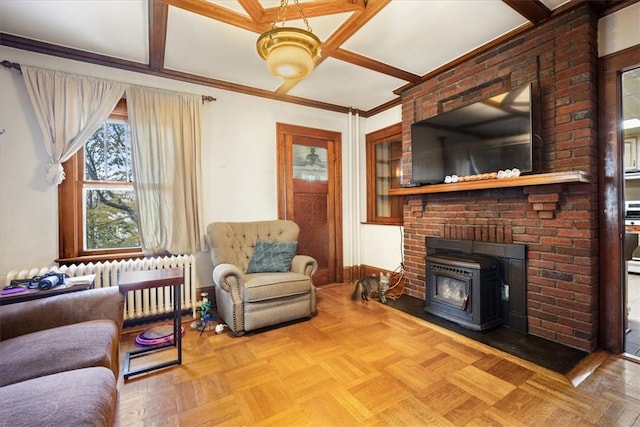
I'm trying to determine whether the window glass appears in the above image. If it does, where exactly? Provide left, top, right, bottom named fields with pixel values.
left=82, top=121, right=140, bottom=251
left=84, top=122, right=133, bottom=182
left=366, top=123, right=403, bottom=225
left=293, top=144, right=328, bottom=181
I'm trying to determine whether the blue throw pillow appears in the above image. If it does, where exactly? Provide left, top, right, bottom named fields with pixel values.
left=246, top=240, right=298, bottom=273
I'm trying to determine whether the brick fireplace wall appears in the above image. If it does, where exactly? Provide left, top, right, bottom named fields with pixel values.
left=400, top=5, right=599, bottom=352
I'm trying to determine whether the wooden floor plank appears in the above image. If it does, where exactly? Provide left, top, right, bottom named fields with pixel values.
left=115, top=283, right=640, bottom=426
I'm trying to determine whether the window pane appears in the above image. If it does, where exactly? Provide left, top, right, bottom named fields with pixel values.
left=375, top=140, right=402, bottom=218
left=84, top=188, right=140, bottom=250
left=85, top=122, right=132, bottom=182
left=292, top=145, right=328, bottom=181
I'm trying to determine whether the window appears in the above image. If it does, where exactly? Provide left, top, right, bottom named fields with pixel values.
left=58, top=100, right=142, bottom=262
left=84, top=120, right=139, bottom=250
left=366, top=123, right=403, bottom=225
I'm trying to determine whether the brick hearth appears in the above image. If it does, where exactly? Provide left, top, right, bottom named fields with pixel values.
left=399, top=5, right=599, bottom=352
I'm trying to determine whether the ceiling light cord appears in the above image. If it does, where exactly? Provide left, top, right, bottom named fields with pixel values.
left=273, top=0, right=313, bottom=33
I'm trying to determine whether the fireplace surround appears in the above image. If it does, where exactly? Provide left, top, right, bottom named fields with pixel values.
left=426, top=237, right=527, bottom=333
left=395, top=5, right=599, bottom=352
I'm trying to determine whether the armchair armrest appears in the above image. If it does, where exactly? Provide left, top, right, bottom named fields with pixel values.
left=291, top=255, right=318, bottom=278
left=0, top=287, right=124, bottom=341
left=213, top=263, right=244, bottom=293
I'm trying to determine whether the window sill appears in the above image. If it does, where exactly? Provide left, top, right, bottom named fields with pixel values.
left=362, top=221, right=403, bottom=226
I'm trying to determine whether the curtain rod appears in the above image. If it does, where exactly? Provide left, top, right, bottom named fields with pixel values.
left=1, top=60, right=217, bottom=104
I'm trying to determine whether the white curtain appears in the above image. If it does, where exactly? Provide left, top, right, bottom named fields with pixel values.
left=127, top=85, right=203, bottom=255
left=21, top=65, right=126, bottom=184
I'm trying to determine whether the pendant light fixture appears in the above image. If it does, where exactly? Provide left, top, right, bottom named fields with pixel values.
left=256, top=0, right=322, bottom=81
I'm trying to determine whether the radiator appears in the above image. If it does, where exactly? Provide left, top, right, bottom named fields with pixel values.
left=5, top=255, right=197, bottom=321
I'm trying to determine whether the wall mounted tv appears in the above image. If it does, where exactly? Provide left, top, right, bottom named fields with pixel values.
left=410, top=84, right=533, bottom=185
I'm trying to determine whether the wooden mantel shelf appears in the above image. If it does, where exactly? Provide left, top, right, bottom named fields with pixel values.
left=389, top=171, right=591, bottom=196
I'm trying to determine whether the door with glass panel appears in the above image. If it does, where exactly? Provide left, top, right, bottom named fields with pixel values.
left=276, top=123, right=343, bottom=285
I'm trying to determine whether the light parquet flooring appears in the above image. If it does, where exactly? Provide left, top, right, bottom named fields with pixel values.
left=115, top=284, right=640, bottom=426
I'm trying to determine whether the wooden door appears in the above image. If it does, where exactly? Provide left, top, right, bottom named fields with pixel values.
left=277, top=123, right=342, bottom=285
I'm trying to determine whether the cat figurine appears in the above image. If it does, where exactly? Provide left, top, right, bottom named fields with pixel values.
left=351, top=272, right=390, bottom=303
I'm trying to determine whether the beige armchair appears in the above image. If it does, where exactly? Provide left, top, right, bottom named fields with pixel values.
left=206, top=220, right=318, bottom=336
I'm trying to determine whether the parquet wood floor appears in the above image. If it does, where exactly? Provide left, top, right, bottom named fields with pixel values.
left=115, top=284, right=640, bottom=426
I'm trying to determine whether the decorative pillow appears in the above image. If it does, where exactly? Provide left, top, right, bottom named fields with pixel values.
left=246, top=240, right=298, bottom=273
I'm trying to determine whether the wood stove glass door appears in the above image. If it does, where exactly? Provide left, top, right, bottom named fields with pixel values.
left=435, top=275, right=469, bottom=308
left=428, top=268, right=473, bottom=323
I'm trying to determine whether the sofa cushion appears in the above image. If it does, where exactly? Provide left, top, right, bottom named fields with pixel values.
left=246, top=240, right=298, bottom=273
left=0, top=367, right=116, bottom=427
left=0, top=319, right=119, bottom=387
left=243, top=272, right=312, bottom=302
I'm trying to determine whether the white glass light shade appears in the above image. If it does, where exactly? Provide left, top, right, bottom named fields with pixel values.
left=257, top=27, right=321, bottom=80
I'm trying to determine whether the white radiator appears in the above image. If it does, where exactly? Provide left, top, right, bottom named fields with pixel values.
left=5, top=255, right=197, bottom=321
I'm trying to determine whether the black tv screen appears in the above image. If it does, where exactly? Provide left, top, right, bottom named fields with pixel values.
left=410, top=84, right=533, bottom=185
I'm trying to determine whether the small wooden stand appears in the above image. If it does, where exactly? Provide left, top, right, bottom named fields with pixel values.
left=118, top=268, right=183, bottom=379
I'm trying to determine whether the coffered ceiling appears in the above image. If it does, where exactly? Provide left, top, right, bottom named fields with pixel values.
left=0, top=0, right=625, bottom=116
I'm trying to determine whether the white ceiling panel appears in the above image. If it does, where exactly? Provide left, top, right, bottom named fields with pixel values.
left=0, top=0, right=148, bottom=64
left=290, top=13, right=355, bottom=43
left=290, top=57, right=405, bottom=111
left=164, top=6, right=282, bottom=90
left=342, top=0, right=528, bottom=76
left=206, top=0, right=251, bottom=15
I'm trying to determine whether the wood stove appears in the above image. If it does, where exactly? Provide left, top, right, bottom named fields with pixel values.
left=424, top=237, right=527, bottom=333
left=426, top=251, right=502, bottom=331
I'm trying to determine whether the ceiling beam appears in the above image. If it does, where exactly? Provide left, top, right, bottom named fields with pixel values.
left=503, top=0, right=552, bottom=24
left=363, top=96, right=401, bottom=118
left=332, top=48, right=421, bottom=83
left=237, top=0, right=265, bottom=23
left=149, top=0, right=168, bottom=71
left=0, top=33, right=152, bottom=73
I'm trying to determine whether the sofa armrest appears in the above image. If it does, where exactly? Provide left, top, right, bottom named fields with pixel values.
left=0, top=287, right=124, bottom=341
left=213, top=263, right=244, bottom=293
left=291, top=255, right=318, bottom=278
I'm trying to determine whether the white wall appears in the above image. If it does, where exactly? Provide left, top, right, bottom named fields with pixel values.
left=358, top=106, right=405, bottom=272
left=0, top=46, right=353, bottom=287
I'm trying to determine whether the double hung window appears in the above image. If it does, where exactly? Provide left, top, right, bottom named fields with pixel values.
left=58, top=100, right=141, bottom=261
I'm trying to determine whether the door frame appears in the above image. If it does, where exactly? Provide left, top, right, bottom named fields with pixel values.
left=599, top=45, right=640, bottom=353
left=276, top=122, right=344, bottom=283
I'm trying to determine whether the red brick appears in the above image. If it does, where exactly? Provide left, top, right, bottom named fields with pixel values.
left=528, top=193, right=561, bottom=203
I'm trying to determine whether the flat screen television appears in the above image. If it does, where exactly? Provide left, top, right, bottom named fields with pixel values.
left=410, top=84, right=533, bottom=185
